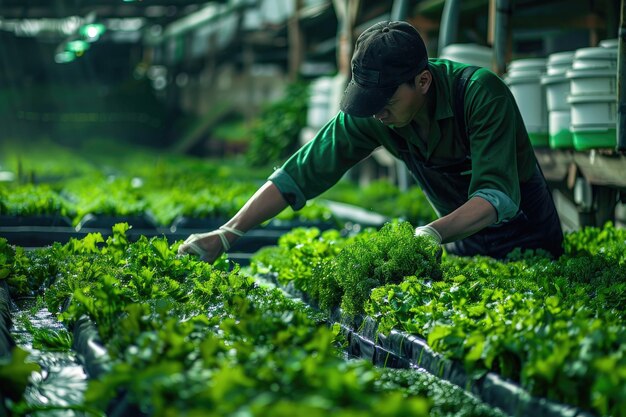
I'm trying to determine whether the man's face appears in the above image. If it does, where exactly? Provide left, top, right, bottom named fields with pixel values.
left=373, top=72, right=429, bottom=128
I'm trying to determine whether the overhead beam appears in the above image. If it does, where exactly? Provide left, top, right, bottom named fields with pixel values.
left=0, top=0, right=228, bottom=18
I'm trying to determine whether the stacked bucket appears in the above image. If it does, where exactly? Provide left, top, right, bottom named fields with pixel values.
left=541, top=52, right=575, bottom=148
left=507, top=40, right=618, bottom=152
left=439, top=43, right=493, bottom=68
left=565, top=41, right=618, bottom=150
left=504, top=59, right=549, bottom=147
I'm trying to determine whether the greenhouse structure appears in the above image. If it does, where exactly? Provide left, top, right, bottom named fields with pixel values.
left=1, top=0, right=625, bottom=416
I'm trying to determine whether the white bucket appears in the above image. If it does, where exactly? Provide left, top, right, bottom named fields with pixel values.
left=307, top=77, right=335, bottom=129
left=506, top=76, right=547, bottom=132
left=568, top=93, right=616, bottom=128
left=541, top=73, right=570, bottom=111
left=506, top=58, right=546, bottom=78
left=566, top=68, right=616, bottom=96
left=567, top=93, right=616, bottom=150
left=572, top=47, right=617, bottom=70
left=543, top=51, right=574, bottom=149
left=599, top=38, right=618, bottom=49
left=549, top=109, right=573, bottom=149
left=546, top=51, right=575, bottom=76
left=439, top=43, right=493, bottom=68
left=505, top=59, right=547, bottom=144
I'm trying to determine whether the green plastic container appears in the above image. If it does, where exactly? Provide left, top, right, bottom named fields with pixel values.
left=550, top=130, right=574, bottom=149
left=505, top=59, right=548, bottom=142
left=568, top=93, right=616, bottom=150
left=572, top=127, right=616, bottom=150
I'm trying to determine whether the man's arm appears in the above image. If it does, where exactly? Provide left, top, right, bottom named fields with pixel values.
left=178, top=113, right=380, bottom=264
left=177, top=181, right=288, bottom=263
left=428, top=196, right=497, bottom=243
left=224, top=181, right=289, bottom=233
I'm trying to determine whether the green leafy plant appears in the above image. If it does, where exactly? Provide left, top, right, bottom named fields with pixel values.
left=246, top=82, right=309, bottom=167
left=0, top=183, right=74, bottom=218
left=318, top=221, right=442, bottom=316
left=5, top=224, right=438, bottom=417
left=250, top=222, right=626, bottom=416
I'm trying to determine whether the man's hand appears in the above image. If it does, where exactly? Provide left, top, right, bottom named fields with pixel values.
left=415, top=224, right=443, bottom=262
left=414, top=225, right=442, bottom=244
left=177, top=226, right=244, bottom=263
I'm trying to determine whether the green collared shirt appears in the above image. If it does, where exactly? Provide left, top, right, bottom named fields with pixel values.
left=269, top=59, right=537, bottom=223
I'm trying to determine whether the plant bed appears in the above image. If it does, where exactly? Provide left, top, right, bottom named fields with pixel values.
left=167, top=215, right=229, bottom=232
left=0, top=215, right=72, bottom=228
left=0, top=281, right=18, bottom=417
left=0, top=279, right=90, bottom=416
left=75, top=213, right=158, bottom=231
left=343, top=316, right=594, bottom=417
left=248, top=222, right=626, bottom=417
left=0, top=230, right=507, bottom=417
left=71, top=315, right=110, bottom=379
left=0, top=221, right=295, bottom=263
left=257, top=271, right=592, bottom=417
left=9, top=297, right=92, bottom=416
left=0, top=226, right=86, bottom=248
left=0, top=282, right=15, bottom=358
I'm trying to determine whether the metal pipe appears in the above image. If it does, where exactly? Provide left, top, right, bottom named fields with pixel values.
left=438, top=0, right=460, bottom=54
left=617, top=0, right=626, bottom=152
left=493, top=0, right=510, bottom=75
left=390, top=0, right=410, bottom=21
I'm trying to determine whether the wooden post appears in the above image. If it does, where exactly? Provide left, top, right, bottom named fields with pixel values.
left=333, top=0, right=361, bottom=77
left=288, top=0, right=304, bottom=81
left=491, top=0, right=511, bottom=76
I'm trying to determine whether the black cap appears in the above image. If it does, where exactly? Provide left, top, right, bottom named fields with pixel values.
left=340, top=21, right=429, bottom=117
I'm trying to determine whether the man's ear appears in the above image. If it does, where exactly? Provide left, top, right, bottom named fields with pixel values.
left=415, top=70, right=432, bottom=93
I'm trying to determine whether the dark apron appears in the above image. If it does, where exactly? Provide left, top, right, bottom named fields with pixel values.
left=390, top=128, right=564, bottom=259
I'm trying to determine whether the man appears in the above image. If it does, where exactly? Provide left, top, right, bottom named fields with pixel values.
left=178, top=20, right=563, bottom=263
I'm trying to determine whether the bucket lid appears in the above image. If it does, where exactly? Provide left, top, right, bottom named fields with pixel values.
left=567, top=93, right=616, bottom=104
left=574, top=47, right=617, bottom=62
left=506, top=59, right=546, bottom=80
left=565, top=68, right=616, bottom=79
left=440, top=43, right=493, bottom=57
left=548, top=51, right=575, bottom=66
left=505, top=74, right=543, bottom=85
left=599, top=38, right=618, bottom=49
left=508, top=58, right=546, bottom=71
left=439, top=43, right=493, bottom=67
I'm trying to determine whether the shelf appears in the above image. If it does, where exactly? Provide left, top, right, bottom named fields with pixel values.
left=534, top=148, right=574, bottom=183
left=573, top=151, right=626, bottom=188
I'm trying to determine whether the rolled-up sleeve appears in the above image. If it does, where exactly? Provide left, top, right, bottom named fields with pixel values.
left=268, top=112, right=379, bottom=210
left=268, top=168, right=308, bottom=210
left=470, top=188, right=518, bottom=223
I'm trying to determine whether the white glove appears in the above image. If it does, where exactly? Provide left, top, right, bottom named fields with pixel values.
left=178, top=226, right=245, bottom=263
left=415, top=225, right=442, bottom=245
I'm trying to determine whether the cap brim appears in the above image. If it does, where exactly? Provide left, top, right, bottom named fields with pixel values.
left=339, top=80, right=397, bottom=118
